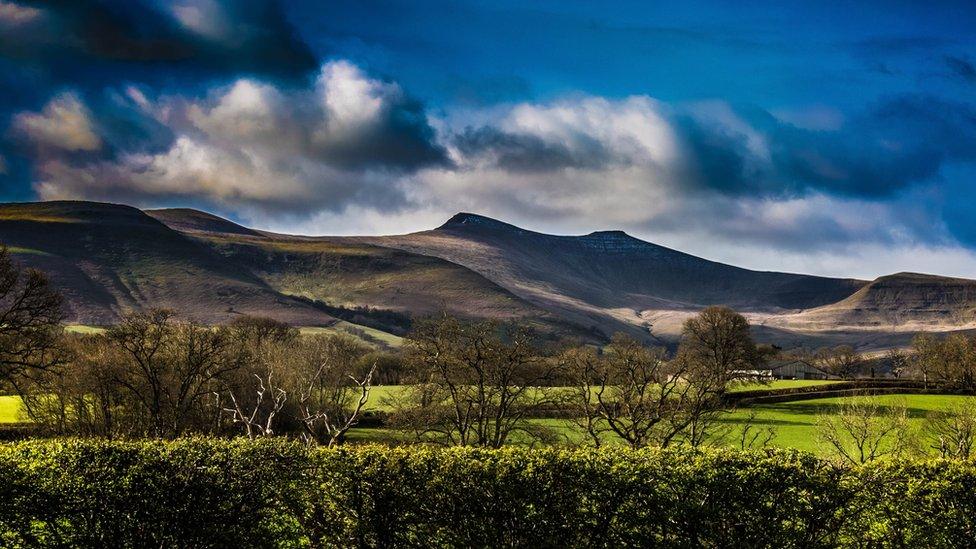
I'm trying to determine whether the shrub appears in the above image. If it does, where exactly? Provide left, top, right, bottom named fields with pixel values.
left=0, top=440, right=973, bottom=547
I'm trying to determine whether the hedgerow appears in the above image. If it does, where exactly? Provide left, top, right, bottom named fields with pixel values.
left=0, top=439, right=972, bottom=547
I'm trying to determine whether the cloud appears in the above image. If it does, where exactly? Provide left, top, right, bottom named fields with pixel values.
left=449, top=94, right=976, bottom=202
left=449, top=96, right=681, bottom=173
left=12, top=92, right=101, bottom=152
left=0, top=0, right=316, bottom=83
left=29, top=61, right=446, bottom=214
left=9, top=57, right=976, bottom=278
left=421, top=93, right=976, bottom=257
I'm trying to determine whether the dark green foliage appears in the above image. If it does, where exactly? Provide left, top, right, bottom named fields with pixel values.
left=0, top=440, right=972, bottom=547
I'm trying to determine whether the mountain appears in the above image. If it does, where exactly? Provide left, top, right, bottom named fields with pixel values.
left=145, top=208, right=262, bottom=237
left=0, top=201, right=335, bottom=326
left=3, top=201, right=975, bottom=350
left=357, top=212, right=866, bottom=341
left=773, top=272, right=976, bottom=330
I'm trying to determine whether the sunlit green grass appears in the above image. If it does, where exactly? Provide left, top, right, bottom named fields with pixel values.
left=352, top=392, right=976, bottom=456
left=299, top=322, right=404, bottom=348
left=0, top=396, right=25, bottom=423
left=729, top=379, right=837, bottom=392
left=363, top=380, right=840, bottom=413
left=65, top=325, right=107, bottom=334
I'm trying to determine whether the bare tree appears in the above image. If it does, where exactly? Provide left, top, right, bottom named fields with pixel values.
left=107, top=309, right=173, bottom=436
left=886, top=348, right=910, bottom=379
left=816, top=396, right=915, bottom=465
left=564, top=308, right=763, bottom=449
left=217, top=316, right=298, bottom=438
left=227, top=315, right=298, bottom=348
left=559, top=345, right=613, bottom=447
left=392, top=316, right=559, bottom=447
left=23, top=334, right=128, bottom=437
left=814, top=345, right=865, bottom=379
left=0, top=247, right=66, bottom=394
left=287, top=334, right=376, bottom=447
left=676, top=306, right=768, bottom=383
left=108, top=309, right=237, bottom=437
left=566, top=335, right=682, bottom=449
left=926, top=402, right=976, bottom=459
left=910, top=333, right=976, bottom=390
left=221, top=367, right=288, bottom=439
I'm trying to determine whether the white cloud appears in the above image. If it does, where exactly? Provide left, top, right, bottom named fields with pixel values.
left=317, top=60, right=401, bottom=139
left=170, top=0, right=229, bottom=41
left=16, top=60, right=976, bottom=279
left=13, top=92, right=101, bottom=152
left=31, top=61, right=443, bottom=213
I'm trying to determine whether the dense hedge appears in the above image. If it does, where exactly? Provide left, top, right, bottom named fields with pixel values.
left=0, top=440, right=973, bottom=547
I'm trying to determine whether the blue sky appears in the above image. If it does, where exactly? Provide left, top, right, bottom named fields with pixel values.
left=1, top=0, right=976, bottom=278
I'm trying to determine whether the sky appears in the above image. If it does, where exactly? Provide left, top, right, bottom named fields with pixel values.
left=1, top=1, right=976, bottom=279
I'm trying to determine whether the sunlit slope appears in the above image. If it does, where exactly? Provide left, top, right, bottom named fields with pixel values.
left=775, top=272, right=976, bottom=330
left=149, top=210, right=589, bottom=340
left=9, top=201, right=976, bottom=350
left=361, top=213, right=866, bottom=339
left=0, top=201, right=335, bottom=325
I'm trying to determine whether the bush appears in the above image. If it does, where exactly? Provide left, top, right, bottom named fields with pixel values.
left=0, top=440, right=973, bottom=547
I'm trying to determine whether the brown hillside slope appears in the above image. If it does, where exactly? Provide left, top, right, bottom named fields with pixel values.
left=0, top=201, right=336, bottom=326
left=149, top=210, right=592, bottom=340
left=359, top=213, right=866, bottom=339
left=771, top=272, right=976, bottom=330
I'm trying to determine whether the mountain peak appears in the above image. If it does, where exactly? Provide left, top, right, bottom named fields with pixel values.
left=438, top=212, right=526, bottom=233
left=585, top=230, right=632, bottom=239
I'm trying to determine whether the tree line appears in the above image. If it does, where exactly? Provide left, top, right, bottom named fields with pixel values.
left=5, top=245, right=976, bottom=452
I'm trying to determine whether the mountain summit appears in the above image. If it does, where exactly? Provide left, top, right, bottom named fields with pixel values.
left=438, top=212, right=528, bottom=234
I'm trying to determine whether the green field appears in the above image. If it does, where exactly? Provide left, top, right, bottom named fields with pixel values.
left=729, top=379, right=837, bottom=392
left=364, top=380, right=841, bottom=412
left=717, top=393, right=976, bottom=454
left=354, top=389, right=976, bottom=456
left=64, top=325, right=107, bottom=334
left=0, top=396, right=25, bottom=423
left=6, top=378, right=972, bottom=457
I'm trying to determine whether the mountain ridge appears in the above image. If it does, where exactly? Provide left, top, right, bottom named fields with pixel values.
left=3, top=200, right=975, bottom=350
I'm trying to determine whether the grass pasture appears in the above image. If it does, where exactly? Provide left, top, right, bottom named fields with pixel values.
left=0, top=396, right=25, bottom=423
left=4, top=377, right=971, bottom=457
left=354, top=388, right=976, bottom=456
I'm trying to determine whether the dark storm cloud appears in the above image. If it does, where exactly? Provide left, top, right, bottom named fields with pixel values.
left=678, top=96, right=976, bottom=200
left=453, top=126, right=615, bottom=172
left=451, top=95, right=976, bottom=201
left=0, top=0, right=317, bottom=87
left=311, top=94, right=448, bottom=171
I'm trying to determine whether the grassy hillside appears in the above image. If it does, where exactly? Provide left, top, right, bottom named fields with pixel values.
left=150, top=210, right=594, bottom=340
left=0, top=201, right=336, bottom=326
left=8, top=201, right=976, bottom=349
left=359, top=213, right=864, bottom=341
